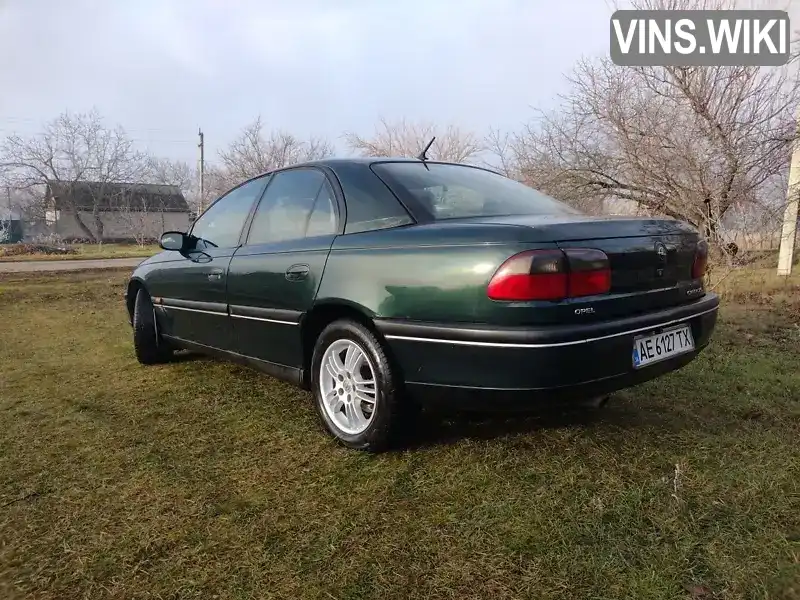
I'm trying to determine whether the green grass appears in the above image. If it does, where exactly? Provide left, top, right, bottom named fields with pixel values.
left=0, top=243, right=159, bottom=262
left=0, top=269, right=798, bottom=599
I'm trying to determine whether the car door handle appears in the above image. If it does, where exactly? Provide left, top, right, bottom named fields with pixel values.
left=285, top=264, right=310, bottom=281
left=207, top=268, right=224, bottom=281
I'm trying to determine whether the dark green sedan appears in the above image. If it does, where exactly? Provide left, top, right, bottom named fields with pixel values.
left=125, top=158, right=719, bottom=451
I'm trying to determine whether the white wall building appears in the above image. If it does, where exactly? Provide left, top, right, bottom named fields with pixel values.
left=45, top=180, right=190, bottom=242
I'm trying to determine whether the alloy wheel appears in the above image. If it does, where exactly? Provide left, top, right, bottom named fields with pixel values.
left=318, top=339, right=378, bottom=435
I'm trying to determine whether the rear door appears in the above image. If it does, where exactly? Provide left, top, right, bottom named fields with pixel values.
left=149, top=175, right=269, bottom=349
left=226, top=167, right=341, bottom=368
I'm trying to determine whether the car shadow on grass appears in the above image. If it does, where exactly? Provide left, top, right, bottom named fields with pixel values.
left=398, top=397, right=678, bottom=450
left=399, top=394, right=771, bottom=452
left=165, top=350, right=207, bottom=364
left=403, top=406, right=605, bottom=450
left=159, top=351, right=786, bottom=451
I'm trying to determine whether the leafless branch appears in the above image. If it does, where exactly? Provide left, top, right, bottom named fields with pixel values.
left=344, top=117, right=484, bottom=163
left=0, top=109, right=149, bottom=241
left=209, top=116, right=334, bottom=196
left=504, top=1, right=800, bottom=241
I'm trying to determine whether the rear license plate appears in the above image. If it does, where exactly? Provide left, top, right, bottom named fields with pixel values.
left=632, top=325, right=695, bottom=368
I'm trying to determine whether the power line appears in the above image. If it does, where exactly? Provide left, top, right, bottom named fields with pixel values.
left=0, top=129, right=197, bottom=145
left=0, top=119, right=198, bottom=145
left=0, top=116, right=195, bottom=136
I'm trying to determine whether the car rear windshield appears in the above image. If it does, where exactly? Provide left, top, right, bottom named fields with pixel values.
left=371, top=162, right=582, bottom=220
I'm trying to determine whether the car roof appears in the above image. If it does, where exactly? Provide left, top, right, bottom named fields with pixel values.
left=257, top=156, right=491, bottom=174
left=301, top=156, right=418, bottom=167
left=229, top=157, right=502, bottom=198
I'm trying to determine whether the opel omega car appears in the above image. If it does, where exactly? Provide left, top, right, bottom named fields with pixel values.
left=125, top=157, right=719, bottom=451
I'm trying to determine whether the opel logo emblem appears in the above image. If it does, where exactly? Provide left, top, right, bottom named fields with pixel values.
left=655, top=242, right=668, bottom=262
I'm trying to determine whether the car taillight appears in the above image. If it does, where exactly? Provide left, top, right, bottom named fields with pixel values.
left=566, top=248, right=612, bottom=297
left=692, top=239, right=708, bottom=279
left=487, top=248, right=611, bottom=301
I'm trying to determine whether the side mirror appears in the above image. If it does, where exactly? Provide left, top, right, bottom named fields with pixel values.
left=159, top=231, right=188, bottom=251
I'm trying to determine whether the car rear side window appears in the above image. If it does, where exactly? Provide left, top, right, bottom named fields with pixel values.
left=332, top=162, right=414, bottom=234
left=247, top=168, right=336, bottom=244
left=190, top=175, right=268, bottom=248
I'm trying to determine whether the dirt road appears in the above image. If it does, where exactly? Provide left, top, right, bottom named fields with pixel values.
left=0, top=257, right=144, bottom=273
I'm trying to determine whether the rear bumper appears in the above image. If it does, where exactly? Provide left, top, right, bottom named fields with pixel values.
left=374, top=293, right=719, bottom=410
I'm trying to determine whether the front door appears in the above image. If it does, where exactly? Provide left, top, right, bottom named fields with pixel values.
left=151, top=175, right=269, bottom=350
left=227, top=168, right=341, bottom=368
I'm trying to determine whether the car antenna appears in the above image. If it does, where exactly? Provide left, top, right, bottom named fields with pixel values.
left=417, top=136, right=435, bottom=162
left=416, top=136, right=435, bottom=170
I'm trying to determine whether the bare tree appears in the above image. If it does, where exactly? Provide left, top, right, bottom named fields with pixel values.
left=484, top=126, right=609, bottom=214
left=147, top=157, right=193, bottom=192
left=344, top=117, right=484, bottom=163
left=0, top=109, right=148, bottom=242
left=507, top=0, right=800, bottom=242
left=113, top=159, right=195, bottom=246
left=146, top=157, right=197, bottom=214
left=113, top=187, right=156, bottom=247
left=208, top=116, right=334, bottom=196
left=483, top=128, right=522, bottom=178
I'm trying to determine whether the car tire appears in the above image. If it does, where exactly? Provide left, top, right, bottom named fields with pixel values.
left=132, top=288, right=172, bottom=365
left=310, top=319, right=411, bottom=452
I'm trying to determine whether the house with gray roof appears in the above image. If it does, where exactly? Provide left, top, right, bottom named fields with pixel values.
left=44, top=180, right=190, bottom=242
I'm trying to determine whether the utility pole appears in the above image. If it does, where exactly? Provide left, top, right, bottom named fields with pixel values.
left=198, top=128, right=205, bottom=214
left=777, top=109, right=800, bottom=277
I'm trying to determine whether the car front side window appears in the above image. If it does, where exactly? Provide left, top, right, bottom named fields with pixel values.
left=247, top=168, right=337, bottom=245
left=190, top=176, right=269, bottom=248
left=305, top=181, right=338, bottom=238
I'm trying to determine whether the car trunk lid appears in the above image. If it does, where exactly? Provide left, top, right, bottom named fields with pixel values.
left=469, top=214, right=707, bottom=325
left=556, top=234, right=694, bottom=294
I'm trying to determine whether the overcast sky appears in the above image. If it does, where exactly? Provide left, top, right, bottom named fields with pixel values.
left=0, top=0, right=653, bottom=163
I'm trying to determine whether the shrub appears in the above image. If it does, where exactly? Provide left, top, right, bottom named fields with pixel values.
left=0, top=243, right=77, bottom=258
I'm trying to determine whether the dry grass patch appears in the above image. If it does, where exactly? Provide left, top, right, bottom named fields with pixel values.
left=0, top=243, right=159, bottom=262
left=0, top=270, right=798, bottom=599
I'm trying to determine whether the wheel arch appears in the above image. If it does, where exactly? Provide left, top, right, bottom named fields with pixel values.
left=125, top=277, right=148, bottom=325
left=300, top=299, right=393, bottom=389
